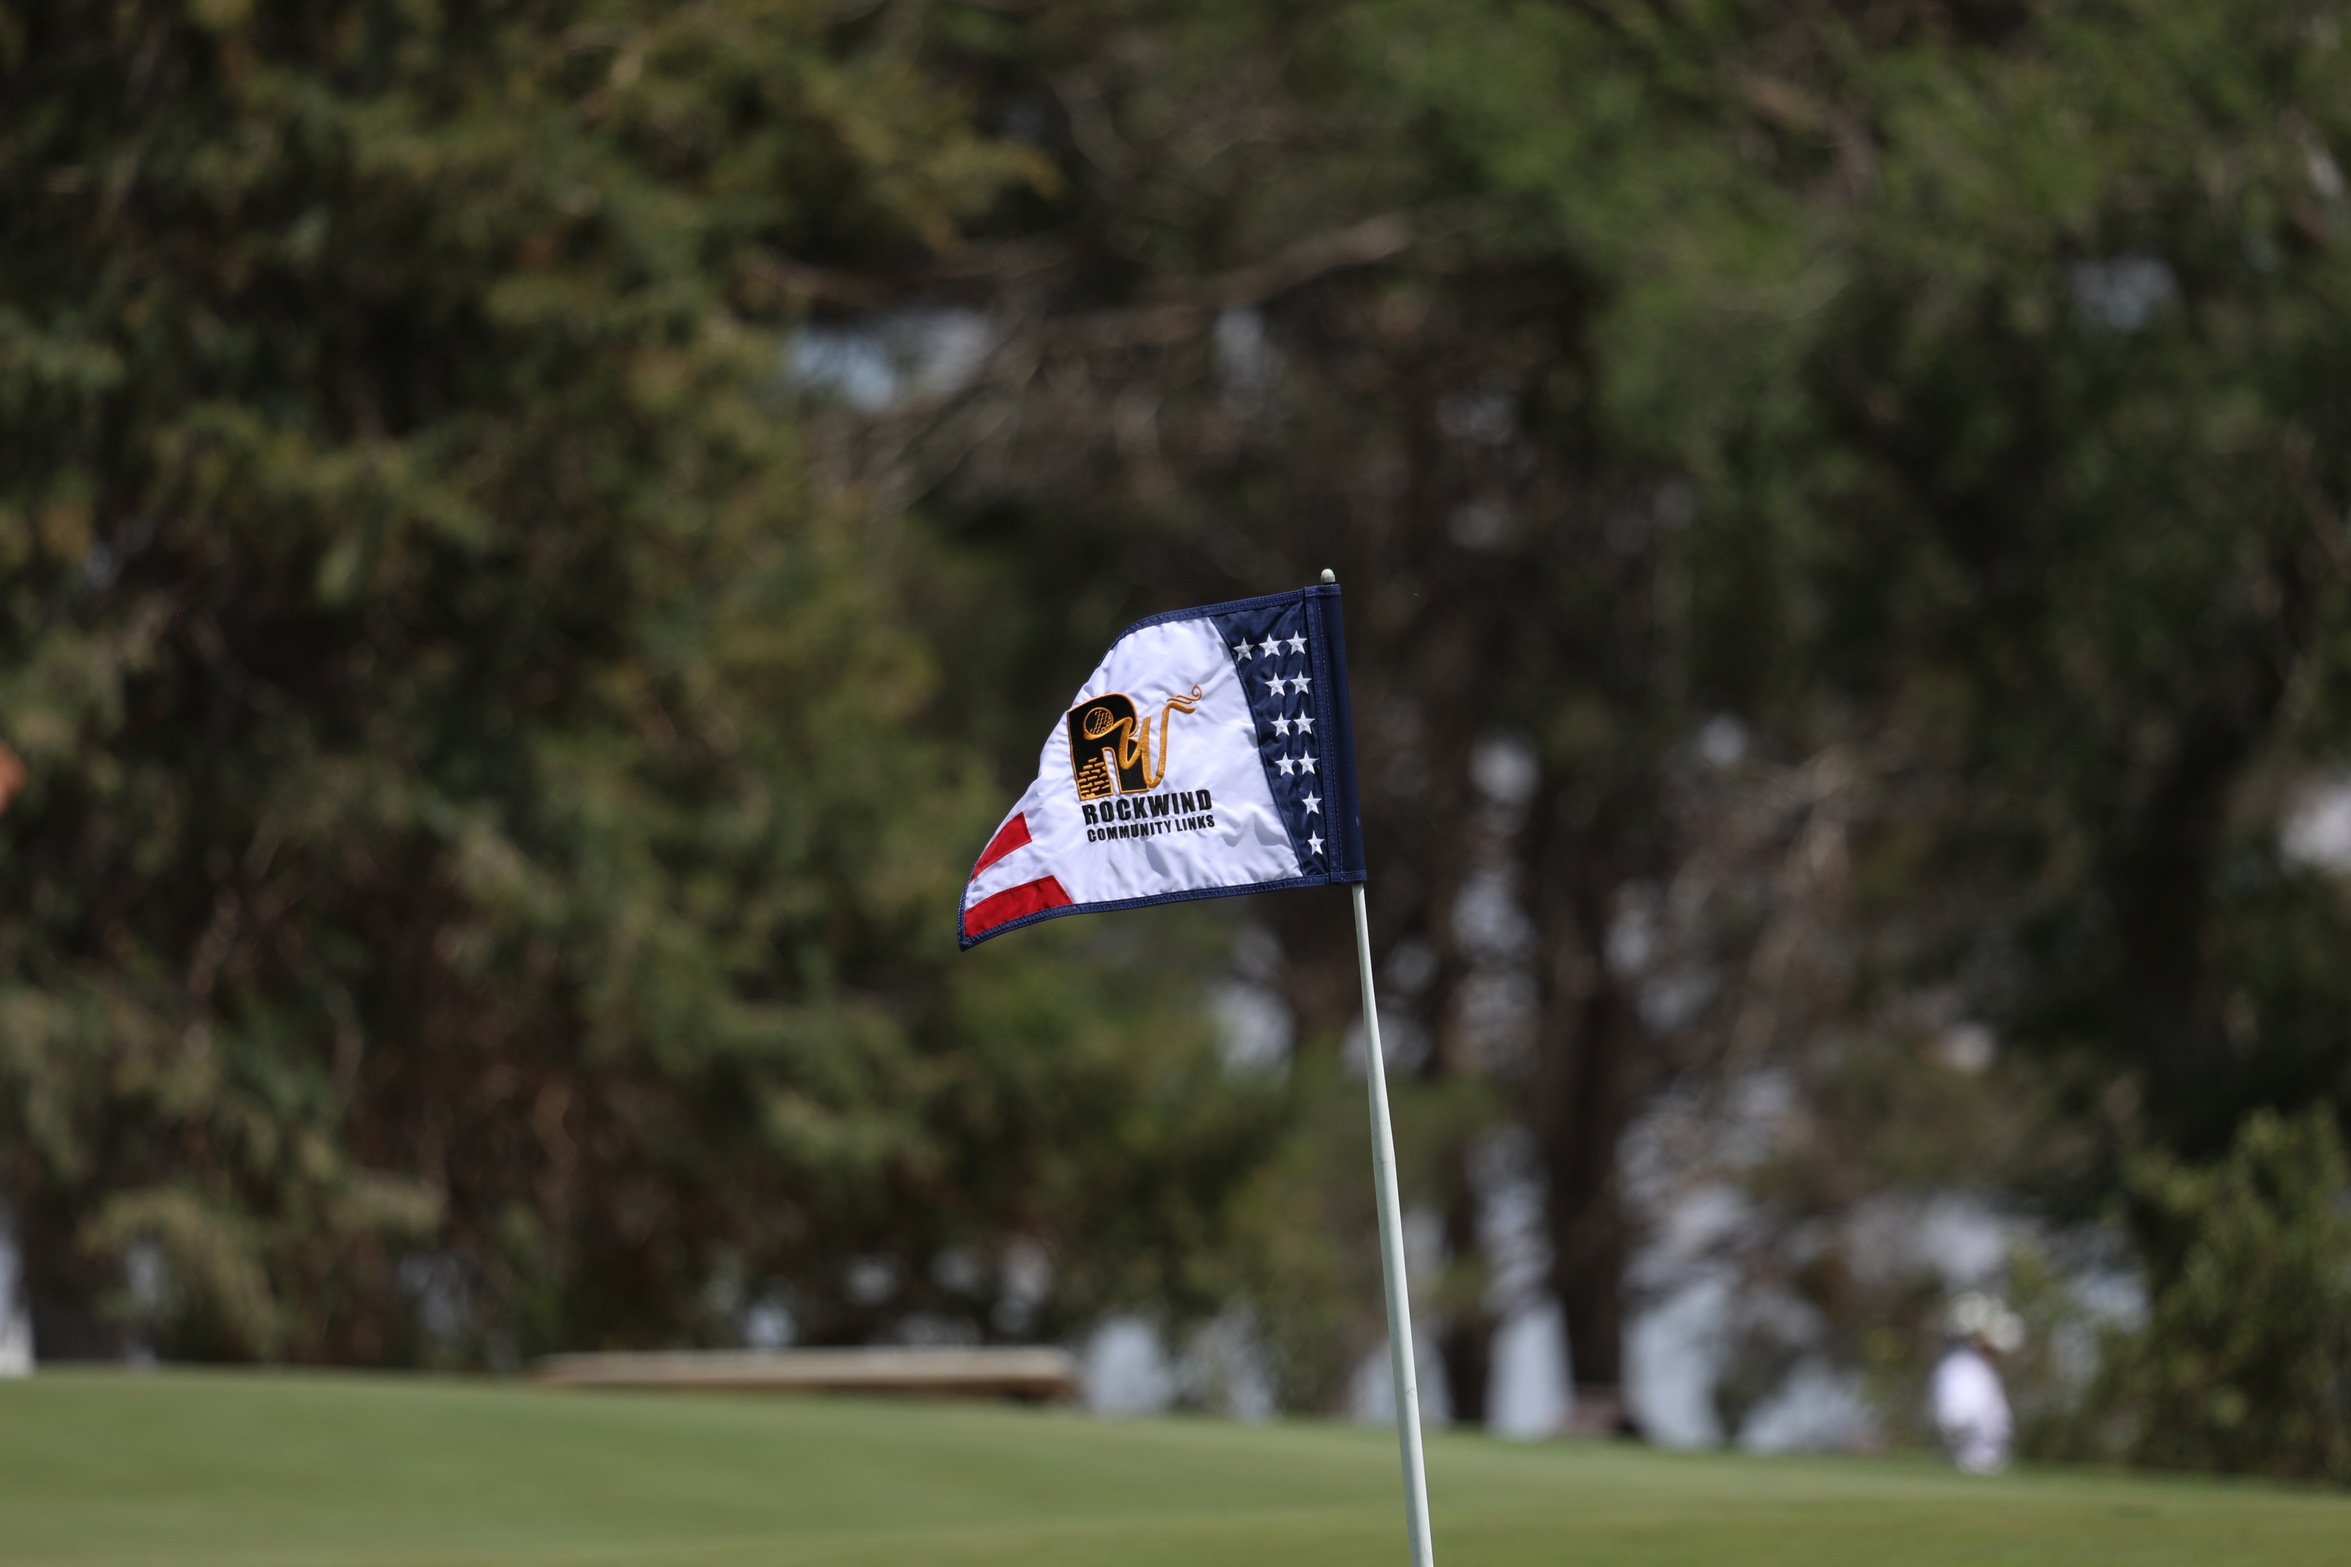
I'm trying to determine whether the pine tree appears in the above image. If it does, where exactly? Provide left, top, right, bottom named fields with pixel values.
left=0, top=1, right=1279, bottom=1364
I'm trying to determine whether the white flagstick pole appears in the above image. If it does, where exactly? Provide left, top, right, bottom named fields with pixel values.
left=1352, top=880, right=1436, bottom=1567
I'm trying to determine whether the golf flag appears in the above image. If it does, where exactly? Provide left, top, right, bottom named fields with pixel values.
left=960, top=583, right=1366, bottom=948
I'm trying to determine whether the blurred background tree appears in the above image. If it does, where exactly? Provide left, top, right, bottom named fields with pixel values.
left=779, top=0, right=2351, bottom=1445
left=5, top=0, right=2349, bottom=1482
left=2082, top=1109, right=2351, bottom=1482
left=0, top=0, right=1283, bottom=1366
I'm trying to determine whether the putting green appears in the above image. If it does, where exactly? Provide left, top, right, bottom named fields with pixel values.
left=1, top=1370, right=2343, bottom=1566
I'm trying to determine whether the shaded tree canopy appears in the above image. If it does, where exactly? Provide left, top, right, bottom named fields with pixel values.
left=788, top=0, right=2351, bottom=1431
left=0, top=0, right=1282, bottom=1364
left=5, top=0, right=2351, bottom=1478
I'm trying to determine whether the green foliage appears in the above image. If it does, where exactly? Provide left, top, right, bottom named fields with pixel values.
left=11, top=0, right=2351, bottom=1471
left=1296, top=0, right=2351, bottom=1436
left=839, top=0, right=2351, bottom=1430
left=0, top=1, right=1269, bottom=1365
left=1776, top=2, right=2351, bottom=1159
left=2089, top=1110, right=2351, bottom=1483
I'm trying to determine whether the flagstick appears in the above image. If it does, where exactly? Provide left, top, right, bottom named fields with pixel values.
left=1352, top=881, right=1436, bottom=1567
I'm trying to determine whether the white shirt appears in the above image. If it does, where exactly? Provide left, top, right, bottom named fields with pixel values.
left=1932, top=1346, right=2012, bottom=1473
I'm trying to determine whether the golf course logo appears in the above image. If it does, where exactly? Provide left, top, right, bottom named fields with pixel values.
left=1066, top=687, right=1203, bottom=802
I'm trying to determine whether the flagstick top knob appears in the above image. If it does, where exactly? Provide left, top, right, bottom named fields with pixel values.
left=1319, top=568, right=1337, bottom=584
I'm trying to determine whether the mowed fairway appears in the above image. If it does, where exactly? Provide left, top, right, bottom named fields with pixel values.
left=2, top=1371, right=2346, bottom=1567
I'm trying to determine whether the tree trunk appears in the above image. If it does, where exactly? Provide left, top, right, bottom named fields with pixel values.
left=1538, top=967, right=1639, bottom=1434
left=2111, top=529, right=2335, bottom=1155
left=1527, top=774, right=1654, bottom=1438
left=1437, top=1159, right=1494, bottom=1426
left=14, top=1182, right=125, bottom=1362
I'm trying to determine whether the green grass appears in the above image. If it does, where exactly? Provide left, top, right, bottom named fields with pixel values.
left=1, top=1371, right=2345, bottom=1566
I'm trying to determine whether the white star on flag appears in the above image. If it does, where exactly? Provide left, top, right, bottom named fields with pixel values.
left=1274, top=716, right=1292, bottom=736
left=1296, top=714, right=1314, bottom=733
left=1307, top=832, right=1324, bottom=856
left=1265, top=674, right=1287, bottom=696
left=1302, top=792, right=1321, bottom=815
left=1233, top=640, right=1252, bottom=660
left=1258, top=636, right=1281, bottom=658
left=1287, top=633, right=1307, bottom=655
left=1293, top=673, right=1312, bottom=694
left=1299, top=754, right=1317, bottom=774
left=1276, top=756, right=1295, bottom=776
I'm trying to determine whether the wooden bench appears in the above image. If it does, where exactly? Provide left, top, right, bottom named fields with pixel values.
left=530, top=1346, right=1080, bottom=1402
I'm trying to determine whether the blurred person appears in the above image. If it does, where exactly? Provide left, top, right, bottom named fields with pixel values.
left=0, top=1198, right=27, bottom=1376
left=0, top=739, right=21, bottom=818
left=0, top=1228, right=27, bottom=1377
left=1932, top=1293, right=2021, bottom=1474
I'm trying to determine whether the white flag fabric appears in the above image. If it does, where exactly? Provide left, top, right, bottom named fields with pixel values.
left=960, top=584, right=1366, bottom=947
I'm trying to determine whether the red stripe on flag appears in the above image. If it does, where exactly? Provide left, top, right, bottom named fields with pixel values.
left=971, top=812, right=1033, bottom=878
left=963, top=875, right=1072, bottom=939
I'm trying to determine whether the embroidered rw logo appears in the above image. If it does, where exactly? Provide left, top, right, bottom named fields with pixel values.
left=1064, top=686, right=1203, bottom=802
